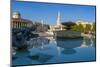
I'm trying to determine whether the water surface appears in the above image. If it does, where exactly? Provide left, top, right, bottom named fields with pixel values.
left=12, top=36, right=96, bottom=66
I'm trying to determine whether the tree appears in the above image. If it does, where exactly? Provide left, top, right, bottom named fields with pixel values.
left=92, top=23, right=96, bottom=32
left=84, top=24, right=91, bottom=33
left=72, top=24, right=84, bottom=32
left=61, top=21, right=76, bottom=30
left=78, top=24, right=84, bottom=32
left=71, top=24, right=79, bottom=31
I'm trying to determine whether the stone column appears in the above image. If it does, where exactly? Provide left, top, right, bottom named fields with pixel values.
left=16, top=22, right=17, bottom=29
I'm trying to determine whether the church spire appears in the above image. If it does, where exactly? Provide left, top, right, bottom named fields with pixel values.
left=56, top=11, right=61, bottom=25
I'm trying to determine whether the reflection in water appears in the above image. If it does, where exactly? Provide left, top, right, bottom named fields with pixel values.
left=28, top=53, right=53, bottom=63
left=56, top=38, right=83, bottom=49
left=27, top=37, right=50, bottom=48
left=13, top=36, right=96, bottom=66
left=81, top=36, right=96, bottom=48
left=56, top=38, right=83, bottom=55
left=91, top=36, right=96, bottom=47
left=61, top=49, right=76, bottom=54
left=15, top=50, right=30, bottom=57
left=12, top=50, right=33, bottom=66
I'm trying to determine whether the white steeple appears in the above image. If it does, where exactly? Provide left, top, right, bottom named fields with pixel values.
left=41, top=20, right=44, bottom=25
left=56, top=11, right=61, bottom=25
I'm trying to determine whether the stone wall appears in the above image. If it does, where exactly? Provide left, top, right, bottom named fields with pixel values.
left=54, top=30, right=82, bottom=38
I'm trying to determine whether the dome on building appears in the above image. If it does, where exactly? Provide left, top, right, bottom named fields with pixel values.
left=13, top=11, right=20, bottom=15
left=12, top=11, right=21, bottom=19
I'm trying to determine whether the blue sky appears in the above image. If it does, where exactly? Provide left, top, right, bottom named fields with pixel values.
left=12, top=1, right=96, bottom=25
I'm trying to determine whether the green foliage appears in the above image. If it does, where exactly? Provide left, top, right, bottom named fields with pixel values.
left=78, top=24, right=84, bottom=32
left=71, top=24, right=84, bottom=32
left=71, top=24, right=79, bottom=31
left=62, top=21, right=76, bottom=26
left=72, top=23, right=94, bottom=33
left=61, top=21, right=76, bottom=30
left=92, top=23, right=96, bottom=32
left=84, top=24, right=91, bottom=32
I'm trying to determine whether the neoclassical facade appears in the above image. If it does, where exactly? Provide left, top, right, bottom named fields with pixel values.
left=12, top=12, right=33, bottom=30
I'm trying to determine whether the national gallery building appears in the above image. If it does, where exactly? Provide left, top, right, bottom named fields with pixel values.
left=11, top=12, right=33, bottom=30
